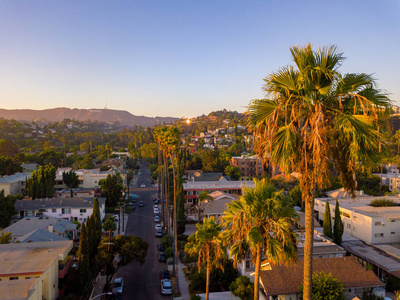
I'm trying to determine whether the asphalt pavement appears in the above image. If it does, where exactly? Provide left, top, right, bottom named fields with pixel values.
left=113, top=163, right=173, bottom=300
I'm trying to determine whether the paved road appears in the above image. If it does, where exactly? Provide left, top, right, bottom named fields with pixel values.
left=114, top=163, right=172, bottom=300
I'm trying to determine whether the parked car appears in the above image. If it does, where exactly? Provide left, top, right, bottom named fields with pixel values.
left=113, top=214, right=119, bottom=221
left=139, top=201, right=144, bottom=207
left=155, top=224, right=162, bottom=231
left=161, top=279, right=172, bottom=295
left=157, top=244, right=165, bottom=252
left=154, top=199, right=160, bottom=204
left=153, top=207, right=159, bottom=214
left=141, top=184, right=145, bottom=188
left=158, top=252, right=166, bottom=262
left=112, top=277, right=124, bottom=295
left=130, top=203, right=136, bottom=209
left=155, top=229, right=163, bottom=237
left=154, top=215, right=160, bottom=223
left=160, top=270, right=170, bottom=280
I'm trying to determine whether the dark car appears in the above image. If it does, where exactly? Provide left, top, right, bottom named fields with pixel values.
left=155, top=229, right=163, bottom=238
left=157, top=244, right=165, bottom=252
left=160, top=270, right=171, bottom=280
left=139, top=201, right=144, bottom=207
left=158, top=252, right=166, bottom=262
left=130, top=203, right=136, bottom=209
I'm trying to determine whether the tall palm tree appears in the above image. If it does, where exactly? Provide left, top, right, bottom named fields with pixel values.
left=185, top=217, right=226, bottom=300
left=197, top=190, right=214, bottom=222
left=222, top=179, right=298, bottom=300
left=247, top=44, right=390, bottom=300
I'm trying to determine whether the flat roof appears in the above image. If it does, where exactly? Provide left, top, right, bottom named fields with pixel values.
left=183, top=180, right=255, bottom=190
left=0, top=240, right=72, bottom=276
left=15, top=197, right=105, bottom=211
left=0, top=278, right=38, bottom=300
left=315, top=195, right=400, bottom=219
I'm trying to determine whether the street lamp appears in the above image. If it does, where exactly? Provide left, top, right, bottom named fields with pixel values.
left=89, top=292, right=113, bottom=300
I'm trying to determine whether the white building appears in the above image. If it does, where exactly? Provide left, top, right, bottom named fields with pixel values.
left=0, top=173, right=31, bottom=196
left=314, top=194, right=400, bottom=244
left=15, top=197, right=106, bottom=223
left=374, top=172, right=400, bottom=192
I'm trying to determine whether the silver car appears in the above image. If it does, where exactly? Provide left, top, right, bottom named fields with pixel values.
left=112, top=277, right=124, bottom=295
left=160, top=278, right=172, bottom=295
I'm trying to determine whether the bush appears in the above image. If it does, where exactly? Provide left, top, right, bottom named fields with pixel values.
left=165, top=247, right=173, bottom=258
left=386, top=274, right=400, bottom=292
left=191, top=295, right=201, bottom=300
left=370, top=199, right=397, bottom=207
left=161, top=235, right=173, bottom=249
left=299, top=271, right=344, bottom=300
left=229, top=276, right=254, bottom=300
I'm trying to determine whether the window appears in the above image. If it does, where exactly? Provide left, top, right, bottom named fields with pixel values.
left=52, top=208, right=57, bottom=213
left=392, top=232, right=396, bottom=234
left=346, top=223, right=351, bottom=229
left=353, top=215, right=358, bottom=221
left=374, top=233, right=384, bottom=237
left=62, top=208, right=71, bottom=214
left=374, top=221, right=384, bottom=226
left=342, top=212, right=350, bottom=218
left=391, top=220, right=396, bottom=223
left=353, top=226, right=357, bottom=232
left=10, top=277, right=18, bottom=280
left=80, top=209, right=87, bottom=213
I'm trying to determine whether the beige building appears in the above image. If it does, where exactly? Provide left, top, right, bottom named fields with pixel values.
left=0, top=240, right=73, bottom=300
left=230, top=155, right=264, bottom=178
left=0, top=173, right=31, bottom=196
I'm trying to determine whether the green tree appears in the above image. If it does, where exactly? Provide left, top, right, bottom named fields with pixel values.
left=92, top=197, right=102, bottom=245
left=103, top=215, right=117, bottom=232
left=299, top=272, right=344, bottom=300
left=99, top=173, right=124, bottom=207
left=333, top=200, right=344, bottom=244
left=77, top=222, right=90, bottom=282
left=229, top=276, right=254, bottom=300
left=0, top=229, right=11, bottom=244
left=323, top=201, right=333, bottom=239
left=25, top=164, right=56, bottom=199
left=0, top=156, right=22, bottom=176
left=185, top=217, right=226, bottom=300
left=63, top=169, right=80, bottom=189
left=222, top=179, right=298, bottom=300
left=247, top=44, right=390, bottom=300
left=0, top=190, right=18, bottom=228
left=224, top=165, right=242, bottom=180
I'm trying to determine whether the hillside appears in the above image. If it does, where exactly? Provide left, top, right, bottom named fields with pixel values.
left=0, top=107, right=178, bottom=127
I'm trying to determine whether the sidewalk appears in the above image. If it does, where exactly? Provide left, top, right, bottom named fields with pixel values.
left=169, top=256, right=190, bottom=299
left=90, top=274, right=108, bottom=300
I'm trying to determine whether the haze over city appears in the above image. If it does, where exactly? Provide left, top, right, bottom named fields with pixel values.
left=1, top=1, right=399, bottom=117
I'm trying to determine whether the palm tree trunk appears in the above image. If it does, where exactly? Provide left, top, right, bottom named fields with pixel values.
left=380, top=165, right=383, bottom=195
left=253, top=246, right=261, bottom=300
left=206, top=246, right=210, bottom=300
left=303, top=194, right=315, bottom=300
left=171, top=151, right=180, bottom=294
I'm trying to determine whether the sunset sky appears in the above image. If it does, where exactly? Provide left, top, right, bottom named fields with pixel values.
left=1, top=1, right=399, bottom=117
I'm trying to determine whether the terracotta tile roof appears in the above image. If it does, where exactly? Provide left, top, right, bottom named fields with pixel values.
left=259, top=257, right=383, bottom=296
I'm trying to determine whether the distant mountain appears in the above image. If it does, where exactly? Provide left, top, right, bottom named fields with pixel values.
left=0, top=108, right=178, bottom=127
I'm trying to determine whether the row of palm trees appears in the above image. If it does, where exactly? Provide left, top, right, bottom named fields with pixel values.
left=187, top=44, right=391, bottom=300
left=186, top=179, right=298, bottom=300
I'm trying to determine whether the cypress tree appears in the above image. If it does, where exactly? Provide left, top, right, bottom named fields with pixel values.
left=323, top=201, right=333, bottom=238
left=86, top=216, right=94, bottom=259
left=78, top=222, right=90, bottom=279
left=92, top=197, right=102, bottom=244
left=333, top=199, right=344, bottom=245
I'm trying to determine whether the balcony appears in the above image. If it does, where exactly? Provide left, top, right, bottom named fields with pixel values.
left=58, top=255, right=73, bottom=278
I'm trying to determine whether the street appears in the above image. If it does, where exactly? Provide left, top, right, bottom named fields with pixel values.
left=113, top=163, right=172, bottom=300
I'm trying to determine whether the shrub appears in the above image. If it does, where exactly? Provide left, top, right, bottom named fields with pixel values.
left=229, top=276, right=254, bottom=300
left=191, top=295, right=201, bottom=300
left=161, top=234, right=173, bottom=249
left=164, top=247, right=173, bottom=258
left=299, top=271, right=344, bottom=300
left=370, top=199, right=397, bottom=207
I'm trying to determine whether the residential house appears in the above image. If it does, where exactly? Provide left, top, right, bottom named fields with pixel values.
left=0, top=240, right=73, bottom=300
left=4, top=216, right=77, bottom=241
left=0, top=172, right=31, bottom=196
left=198, top=191, right=239, bottom=222
left=374, top=171, right=400, bottom=193
left=259, top=257, right=384, bottom=300
left=15, top=197, right=106, bottom=223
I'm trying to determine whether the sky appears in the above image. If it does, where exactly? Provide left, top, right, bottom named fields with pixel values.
left=0, top=1, right=399, bottom=118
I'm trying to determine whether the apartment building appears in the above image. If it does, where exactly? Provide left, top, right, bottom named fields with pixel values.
left=230, top=155, right=264, bottom=177
left=314, top=194, right=400, bottom=244
left=0, top=173, right=31, bottom=196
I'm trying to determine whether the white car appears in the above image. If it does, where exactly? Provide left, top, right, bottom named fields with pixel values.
left=141, top=184, right=145, bottom=188
left=153, top=207, right=160, bottom=214
left=154, top=216, right=160, bottom=223
left=155, top=224, right=162, bottom=231
left=160, top=279, right=172, bottom=295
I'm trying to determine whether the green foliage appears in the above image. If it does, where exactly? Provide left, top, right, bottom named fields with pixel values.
left=102, top=215, right=117, bottom=232
left=164, top=247, right=173, bottom=258
left=191, top=295, right=202, bottom=300
left=92, top=197, right=102, bottom=245
left=161, top=234, right=173, bottom=249
left=299, top=272, right=345, bottom=300
left=333, top=200, right=344, bottom=245
left=323, top=201, right=333, bottom=238
left=0, top=190, right=17, bottom=228
left=62, top=169, right=80, bottom=189
left=39, top=149, right=63, bottom=167
left=25, top=164, right=56, bottom=199
left=0, top=156, right=22, bottom=176
left=176, top=150, right=186, bottom=234
left=77, top=223, right=90, bottom=282
left=361, top=288, right=384, bottom=300
left=386, top=274, right=400, bottom=292
left=229, top=276, right=254, bottom=300
left=224, top=165, right=242, bottom=180
left=99, top=173, right=124, bottom=207
left=0, top=229, right=11, bottom=244
left=370, top=198, right=397, bottom=207
left=289, top=185, right=303, bottom=208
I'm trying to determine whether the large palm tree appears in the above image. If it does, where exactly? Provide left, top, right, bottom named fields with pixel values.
left=185, top=217, right=226, bottom=300
left=197, top=190, right=214, bottom=222
left=247, top=44, right=391, bottom=300
left=222, top=179, right=298, bottom=300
